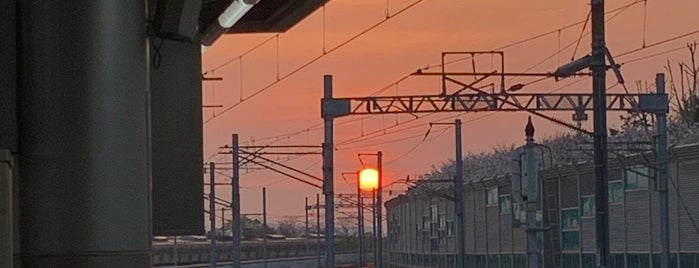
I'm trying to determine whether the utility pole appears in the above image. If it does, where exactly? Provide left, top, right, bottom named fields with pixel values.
left=431, top=120, right=465, bottom=267
left=263, top=187, right=268, bottom=268
left=322, top=75, right=336, bottom=268
left=376, top=151, right=383, bottom=268
left=591, top=0, right=610, bottom=267
left=656, top=73, right=670, bottom=268
left=209, top=162, right=217, bottom=268
left=305, top=197, right=310, bottom=254
left=455, top=119, right=465, bottom=268
left=316, top=194, right=321, bottom=268
left=372, top=190, right=377, bottom=267
left=357, top=172, right=365, bottom=267
left=232, top=134, right=242, bottom=268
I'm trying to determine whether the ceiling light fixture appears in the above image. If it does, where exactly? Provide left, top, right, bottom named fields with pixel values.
left=201, top=0, right=258, bottom=46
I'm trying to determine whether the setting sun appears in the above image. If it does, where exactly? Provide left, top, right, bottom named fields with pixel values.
left=359, top=168, right=379, bottom=190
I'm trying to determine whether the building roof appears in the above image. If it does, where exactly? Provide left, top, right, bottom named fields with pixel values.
left=200, top=0, right=327, bottom=34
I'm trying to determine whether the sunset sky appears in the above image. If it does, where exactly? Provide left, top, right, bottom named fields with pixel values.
left=200, top=0, right=698, bottom=225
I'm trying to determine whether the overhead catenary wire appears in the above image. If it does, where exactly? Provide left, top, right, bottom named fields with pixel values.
left=223, top=0, right=649, bottom=148
left=203, top=34, right=279, bottom=75
left=213, top=0, right=697, bottom=171
left=267, top=78, right=587, bottom=164
left=337, top=129, right=445, bottom=151
left=617, top=29, right=699, bottom=58
left=620, top=44, right=693, bottom=66
left=317, top=1, right=645, bottom=140
left=382, top=127, right=450, bottom=166
left=642, top=0, right=648, bottom=48
left=514, top=3, right=633, bottom=80
left=251, top=30, right=676, bottom=171
left=436, top=0, right=648, bottom=70
left=334, top=27, right=699, bottom=151
left=203, top=0, right=426, bottom=124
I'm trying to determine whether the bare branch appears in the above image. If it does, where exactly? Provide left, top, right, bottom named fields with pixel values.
left=666, top=61, right=685, bottom=114
left=680, top=63, right=687, bottom=106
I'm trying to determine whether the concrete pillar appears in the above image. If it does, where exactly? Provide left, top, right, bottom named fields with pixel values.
left=18, top=1, right=151, bottom=266
left=1, top=150, right=13, bottom=268
left=0, top=1, right=20, bottom=264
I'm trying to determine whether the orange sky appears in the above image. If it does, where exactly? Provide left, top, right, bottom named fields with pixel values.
left=200, top=0, right=699, bottom=225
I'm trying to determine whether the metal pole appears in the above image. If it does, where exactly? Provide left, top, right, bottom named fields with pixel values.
left=454, top=120, right=465, bottom=268
left=173, top=236, right=179, bottom=267
left=210, top=162, right=217, bottom=268
left=372, top=189, right=377, bottom=266
left=232, top=134, right=242, bottom=268
left=263, top=187, right=268, bottom=268
left=306, top=197, right=310, bottom=254
left=591, top=0, right=610, bottom=267
left=377, top=151, right=383, bottom=268
left=656, top=73, right=670, bottom=268
left=222, top=207, right=225, bottom=231
left=317, top=193, right=321, bottom=268
left=525, top=118, right=540, bottom=268
left=322, top=75, right=336, bottom=268
left=358, top=173, right=365, bottom=268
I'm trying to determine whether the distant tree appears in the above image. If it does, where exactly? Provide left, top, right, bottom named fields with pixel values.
left=666, top=42, right=699, bottom=125
left=221, top=215, right=274, bottom=239
left=413, top=44, right=699, bottom=191
left=277, top=218, right=302, bottom=237
left=242, top=216, right=263, bottom=238
left=336, top=216, right=355, bottom=237
left=614, top=42, right=699, bottom=146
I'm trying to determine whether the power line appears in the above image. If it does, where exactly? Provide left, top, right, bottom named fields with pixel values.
left=203, top=0, right=425, bottom=125
left=336, top=127, right=449, bottom=151
left=235, top=0, right=648, bottom=146
left=215, top=0, right=647, bottom=148
left=382, top=127, right=450, bottom=166
left=617, top=29, right=699, bottom=58
left=338, top=29, right=699, bottom=153
left=327, top=0, right=643, bottom=151
left=436, top=0, right=647, bottom=69
left=337, top=114, right=442, bottom=147
left=620, top=44, right=692, bottom=65
left=211, top=0, right=694, bottom=172
left=522, top=3, right=633, bottom=75
left=230, top=44, right=658, bottom=175
left=238, top=116, right=371, bottom=146
left=203, top=34, right=279, bottom=75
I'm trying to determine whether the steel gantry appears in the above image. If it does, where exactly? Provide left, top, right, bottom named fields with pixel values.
left=337, top=92, right=665, bottom=115
left=320, top=2, right=670, bottom=268
left=322, top=56, right=668, bottom=268
left=322, top=78, right=668, bottom=268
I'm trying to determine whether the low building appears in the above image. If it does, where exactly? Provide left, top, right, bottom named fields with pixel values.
left=385, top=144, right=699, bottom=268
